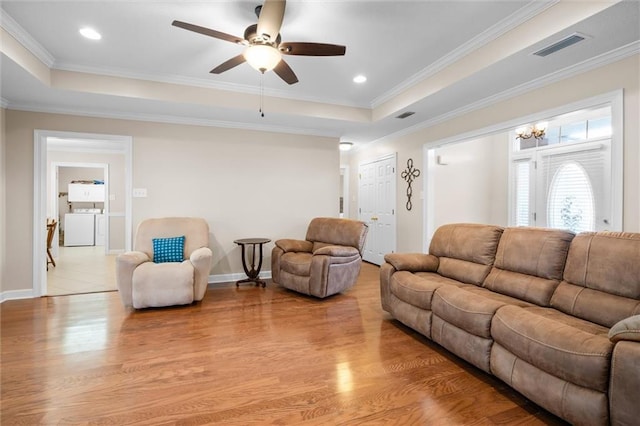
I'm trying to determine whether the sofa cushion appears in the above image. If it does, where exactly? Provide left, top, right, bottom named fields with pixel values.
left=432, top=286, right=505, bottom=338
left=432, top=315, right=493, bottom=373
left=437, top=258, right=492, bottom=287
left=132, top=261, right=194, bottom=308
left=136, top=217, right=208, bottom=260
left=390, top=271, right=463, bottom=310
left=491, top=343, right=609, bottom=426
left=460, top=285, right=535, bottom=308
left=491, top=305, right=612, bottom=392
left=551, top=282, right=640, bottom=328
left=563, top=232, right=640, bottom=298
left=429, top=223, right=503, bottom=286
left=553, top=231, right=640, bottom=327
left=305, top=217, right=368, bottom=253
left=280, top=252, right=312, bottom=276
left=484, top=227, right=574, bottom=306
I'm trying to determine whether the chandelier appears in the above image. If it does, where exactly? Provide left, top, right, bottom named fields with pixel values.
left=516, top=122, right=548, bottom=140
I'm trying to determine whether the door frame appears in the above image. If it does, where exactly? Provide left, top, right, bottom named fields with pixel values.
left=33, top=130, right=133, bottom=297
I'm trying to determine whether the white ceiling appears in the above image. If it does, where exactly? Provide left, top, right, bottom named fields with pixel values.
left=1, top=1, right=639, bottom=145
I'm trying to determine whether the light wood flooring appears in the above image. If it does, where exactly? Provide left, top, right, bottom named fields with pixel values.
left=46, top=246, right=117, bottom=296
left=1, top=263, right=566, bottom=425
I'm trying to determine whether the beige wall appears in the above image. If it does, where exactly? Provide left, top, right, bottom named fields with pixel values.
left=349, top=54, right=640, bottom=252
left=431, top=133, right=509, bottom=230
left=4, top=111, right=339, bottom=294
left=1, top=107, right=6, bottom=293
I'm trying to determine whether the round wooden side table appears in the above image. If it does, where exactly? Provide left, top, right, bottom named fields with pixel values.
left=233, top=238, right=271, bottom=287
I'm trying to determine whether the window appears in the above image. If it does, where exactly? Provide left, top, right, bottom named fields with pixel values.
left=512, top=160, right=531, bottom=227
left=509, top=101, right=620, bottom=233
left=547, top=162, right=595, bottom=233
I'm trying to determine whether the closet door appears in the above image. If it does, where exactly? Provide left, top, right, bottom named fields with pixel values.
left=358, top=154, right=397, bottom=265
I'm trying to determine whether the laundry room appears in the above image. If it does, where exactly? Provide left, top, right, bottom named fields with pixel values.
left=59, top=166, right=106, bottom=247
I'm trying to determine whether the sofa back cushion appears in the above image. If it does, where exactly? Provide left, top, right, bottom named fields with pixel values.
left=484, top=227, right=574, bottom=306
left=429, top=223, right=503, bottom=285
left=135, top=217, right=209, bottom=260
left=306, top=217, right=368, bottom=254
left=551, top=232, right=640, bottom=327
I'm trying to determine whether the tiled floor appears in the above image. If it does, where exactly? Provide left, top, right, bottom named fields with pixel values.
left=46, top=246, right=117, bottom=296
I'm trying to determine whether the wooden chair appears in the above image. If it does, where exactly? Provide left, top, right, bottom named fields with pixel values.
left=46, top=219, right=57, bottom=270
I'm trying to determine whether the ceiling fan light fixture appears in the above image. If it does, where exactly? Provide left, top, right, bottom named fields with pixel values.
left=243, top=44, right=282, bottom=73
left=339, top=142, right=354, bottom=151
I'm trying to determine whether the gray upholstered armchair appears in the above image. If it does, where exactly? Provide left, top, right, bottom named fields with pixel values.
left=271, top=217, right=368, bottom=298
left=116, top=217, right=212, bottom=309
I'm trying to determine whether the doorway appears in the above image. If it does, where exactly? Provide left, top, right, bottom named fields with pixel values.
left=358, top=154, right=397, bottom=265
left=33, top=130, right=133, bottom=297
left=48, top=163, right=113, bottom=295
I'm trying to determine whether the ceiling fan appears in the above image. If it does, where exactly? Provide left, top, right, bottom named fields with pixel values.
left=172, top=0, right=346, bottom=85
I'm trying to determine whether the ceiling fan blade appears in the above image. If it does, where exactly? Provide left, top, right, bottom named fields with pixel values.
left=279, top=42, right=346, bottom=56
left=273, top=59, right=298, bottom=85
left=210, top=55, right=246, bottom=74
left=257, top=0, right=286, bottom=42
left=172, top=20, right=244, bottom=44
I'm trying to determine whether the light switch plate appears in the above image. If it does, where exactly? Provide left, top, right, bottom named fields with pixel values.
left=132, top=188, right=147, bottom=198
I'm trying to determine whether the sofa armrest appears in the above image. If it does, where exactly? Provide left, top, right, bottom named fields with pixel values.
left=116, top=251, right=150, bottom=307
left=275, top=239, right=313, bottom=253
left=609, top=315, right=640, bottom=343
left=190, top=247, right=213, bottom=301
left=609, top=341, right=640, bottom=425
left=383, top=253, right=439, bottom=272
left=314, top=245, right=359, bottom=257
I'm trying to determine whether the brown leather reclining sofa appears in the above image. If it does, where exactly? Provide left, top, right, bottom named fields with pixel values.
left=380, top=223, right=640, bottom=425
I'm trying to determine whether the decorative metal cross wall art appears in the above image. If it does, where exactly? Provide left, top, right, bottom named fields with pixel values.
left=401, top=158, right=421, bottom=211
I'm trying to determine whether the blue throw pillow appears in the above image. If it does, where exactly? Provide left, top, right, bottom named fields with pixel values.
left=152, top=236, right=185, bottom=263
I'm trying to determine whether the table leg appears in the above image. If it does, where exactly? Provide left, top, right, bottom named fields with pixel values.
left=236, top=243, right=267, bottom=287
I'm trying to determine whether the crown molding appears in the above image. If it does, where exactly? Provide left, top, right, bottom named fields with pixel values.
left=369, top=41, right=640, bottom=146
left=1, top=7, right=363, bottom=109
left=370, top=0, right=559, bottom=108
left=0, top=9, right=54, bottom=67
left=5, top=102, right=340, bottom=138
left=53, top=62, right=368, bottom=109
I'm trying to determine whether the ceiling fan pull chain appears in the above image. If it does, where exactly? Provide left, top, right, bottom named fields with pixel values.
left=260, top=73, right=265, bottom=118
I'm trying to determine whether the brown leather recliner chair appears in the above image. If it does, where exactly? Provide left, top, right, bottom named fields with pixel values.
left=271, top=217, right=368, bottom=298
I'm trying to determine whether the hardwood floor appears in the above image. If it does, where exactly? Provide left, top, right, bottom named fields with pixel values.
left=1, top=263, right=566, bottom=425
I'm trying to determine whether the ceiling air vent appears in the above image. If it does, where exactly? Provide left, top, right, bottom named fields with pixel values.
left=533, top=33, right=587, bottom=57
left=396, top=111, right=415, bottom=119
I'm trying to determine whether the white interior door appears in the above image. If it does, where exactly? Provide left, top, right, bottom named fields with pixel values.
left=359, top=154, right=397, bottom=265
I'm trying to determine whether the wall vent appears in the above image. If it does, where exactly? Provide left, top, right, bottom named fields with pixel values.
left=533, top=33, right=587, bottom=57
left=396, top=111, right=415, bottom=119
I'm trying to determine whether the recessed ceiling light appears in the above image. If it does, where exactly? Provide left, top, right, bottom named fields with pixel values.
left=339, top=141, right=354, bottom=151
left=79, top=27, right=102, bottom=40
left=353, top=75, right=367, bottom=84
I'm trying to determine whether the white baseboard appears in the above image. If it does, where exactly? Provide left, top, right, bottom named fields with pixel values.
left=0, top=289, right=37, bottom=303
left=0, top=270, right=273, bottom=302
left=208, top=270, right=272, bottom=285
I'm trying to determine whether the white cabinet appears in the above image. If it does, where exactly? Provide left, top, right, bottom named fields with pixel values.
left=68, top=184, right=105, bottom=202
